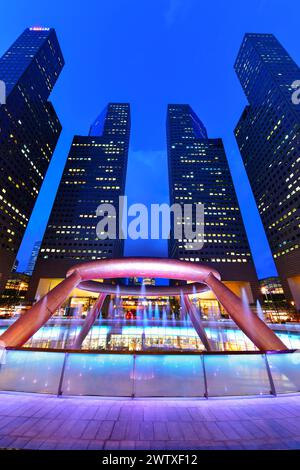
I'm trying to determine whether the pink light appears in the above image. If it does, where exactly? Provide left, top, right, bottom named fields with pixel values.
left=29, top=27, right=50, bottom=31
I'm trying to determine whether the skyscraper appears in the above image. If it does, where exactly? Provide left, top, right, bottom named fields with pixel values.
left=234, top=33, right=300, bottom=308
left=0, top=27, right=64, bottom=290
left=167, top=104, right=259, bottom=302
left=28, top=103, right=130, bottom=300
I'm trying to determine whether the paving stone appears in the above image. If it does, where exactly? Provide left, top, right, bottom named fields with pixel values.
left=149, top=440, right=167, bottom=450
left=202, top=421, right=226, bottom=441
left=139, top=421, right=154, bottom=440
left=225, top=440, right=244, bottom=450
left=153, top=421, right=168, bottom=440
left=216, top=421, right=241, bottom=440
left=134, top=440, right=150, bottom=450
left=88, top=439, right=105, bottom=450
left=81, top=420, right=102, bottom=440
left=96, top=420, right=114, bottom=440
left=23, top=438, right=46, bottom=450
left=111, top=421, right=128, bottom=440
left=71, top=439, right=90, bottom=450
left=69, top=419, right=89, bottom=439
left=167, top=421, right=184, bottom=441
left=55, top=441, right=74, bottom=450
left=104, top=440, right=120, bottom=450
left=119, top=440, right=135, bottom=450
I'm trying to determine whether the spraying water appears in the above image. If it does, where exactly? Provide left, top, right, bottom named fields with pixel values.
left=166, top=299, right=171, bottom=316
left=143, top=307, right=148, bottom=326
left=148, top=301, right=153, bottom=320
left=180, top=290, right=185, bottom=321
left=108, top=299, right=114, bottom=319
left=241, top=288, right=250, bottom=311
left=256, top=299, right=266, bottom=323
left=154, top=302, right=160, bottom=322
left=162, top=307, right=167, bottom=326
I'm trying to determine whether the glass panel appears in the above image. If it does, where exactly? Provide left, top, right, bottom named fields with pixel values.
left=81, top=325, right=111, bottom=350
left=134, top=354, right=205, bottom=397
left=24, top=322, right=82, bottom=349
left=267, top=352, right=300, bottom=394
left=0, top=326, right=8, bottom=335
left=204, top=353, right=271, bottom=397
left=0, top=350, right=64, bottom=394
left=205, top=326, right=256, bottom=351
left=275, top=331, right=300, bottom=350
left=62, top=353, right=134, bottom=396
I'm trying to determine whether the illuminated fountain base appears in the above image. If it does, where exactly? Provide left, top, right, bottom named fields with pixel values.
left=5, top=319, right=299, bottom=352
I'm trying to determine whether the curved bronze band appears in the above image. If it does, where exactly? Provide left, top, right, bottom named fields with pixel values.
left=67, top=257, right=221, bottom=283
left=78, top=280, right=209, bottom=296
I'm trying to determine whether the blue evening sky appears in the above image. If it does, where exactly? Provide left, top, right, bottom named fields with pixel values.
left=1, top=0, right=299, bottom=278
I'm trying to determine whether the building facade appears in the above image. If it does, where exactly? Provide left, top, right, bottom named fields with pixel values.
left=0, top=272, right=30, bottom=308
left=0, top=27, right=64, bottom=290
left=28, top=103, right=130, bottom=301
left=234, top=33, right=300, bottom=308
left=167, top=104, right=259, bottom=304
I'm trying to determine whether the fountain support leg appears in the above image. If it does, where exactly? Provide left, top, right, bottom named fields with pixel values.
left=72, top=293, right=107, bottom=349
left=183, top=294, right=211, bottom=351
left=0, top=270, right=82, bottom=348
left=204, top=272, right=287, bottom=351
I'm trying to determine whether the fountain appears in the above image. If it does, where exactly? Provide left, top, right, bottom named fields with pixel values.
left=166, top=299, right=171, bottom=316
left=256, top=299, right=266, bottom=323
left=154, top=302, right=160, bottom=322
left=162, top=307, right=167, bottom=326
left=241, top=288, right=250, bottom=310
left=148, top=301, right=153, bottom=321
left=143, top=306, right=148, bottom=326
left=180, top=290, right=186, bottom=322
left=108, top=299, right=114, bottom=319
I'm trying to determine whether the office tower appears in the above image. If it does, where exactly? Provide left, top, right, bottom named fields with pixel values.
left=167, top=104, right=259, bottom=302
left=29, top=103, right=130, bottom=300
left=25, top=241, right=41, bottom=276
left=0, top=273, right=30, bottom=306
left=234, top=33, right=300, bottom=308
left=0, top=27, right=64, bottom=290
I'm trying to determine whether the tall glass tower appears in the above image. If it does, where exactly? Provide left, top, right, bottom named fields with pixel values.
left=0, top=27, right=64, bottom=289
left=167, top=104, right=259, bottom=302
left=234, top=34, right=300, bottom=308
left=29, top=103, right=130, bottom=301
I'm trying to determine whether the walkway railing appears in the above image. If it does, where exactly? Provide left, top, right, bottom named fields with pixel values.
left=0, top=349, right=299, bottom=398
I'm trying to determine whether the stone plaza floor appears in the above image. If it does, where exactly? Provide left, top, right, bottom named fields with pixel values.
left=0, top=392, right=300, bottom=450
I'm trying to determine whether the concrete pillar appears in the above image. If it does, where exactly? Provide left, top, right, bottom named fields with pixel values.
left=72, top=293, right=107, bottom=349
left=183, top=294, right=211, bottom=351
left=0, top=270, right=82, bottom=348
left=204, top=272, right=287, bottom=351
